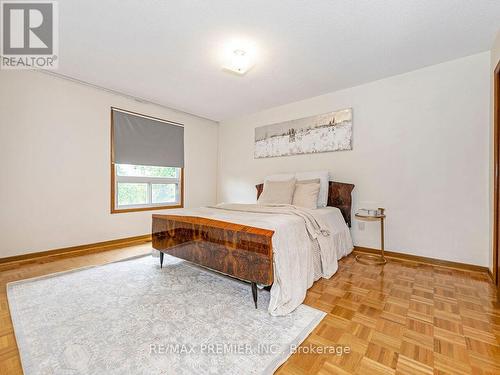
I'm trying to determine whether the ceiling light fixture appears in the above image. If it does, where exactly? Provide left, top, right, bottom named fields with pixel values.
left=221, top=38, right=257, bottom=75
left=223, top=48, right=254, bottom=75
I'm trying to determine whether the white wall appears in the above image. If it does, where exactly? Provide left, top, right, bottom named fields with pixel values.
left=0, top=71, right=218, bottom=257
left=492, top=32, right=500, bottom=69
left=218, top=52, right=491, bottom=266
left=489, top=31, right=500, bottom=271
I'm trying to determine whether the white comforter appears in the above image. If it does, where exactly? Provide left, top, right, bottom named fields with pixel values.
left=156, top=204, right=353, bottom=315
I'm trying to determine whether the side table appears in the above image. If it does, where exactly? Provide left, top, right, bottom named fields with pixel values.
left=355, top=208, right=386, bottom=265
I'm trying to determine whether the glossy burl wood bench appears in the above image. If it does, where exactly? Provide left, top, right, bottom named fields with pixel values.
left=152, top=215, right=274, bottom=308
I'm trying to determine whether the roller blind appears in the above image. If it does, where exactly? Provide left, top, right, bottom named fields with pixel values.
left=112, top=108, right=184, bottom=168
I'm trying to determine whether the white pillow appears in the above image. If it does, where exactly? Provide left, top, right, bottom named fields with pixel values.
left=258, top=178, right=296, bottom=204
left=264, top=173, right=295, bottom=182
left=292, top=182, right=321, bottom=209
left=296, top=178, right=321, bottom=185
left=295, top=171, right=329, bottom=207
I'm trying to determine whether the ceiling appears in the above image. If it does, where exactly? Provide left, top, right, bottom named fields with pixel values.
left=58, top=0, right=500, bottom=121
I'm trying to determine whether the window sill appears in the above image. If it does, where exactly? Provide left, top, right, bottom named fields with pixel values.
left=111, top=204, right=183, bottom=214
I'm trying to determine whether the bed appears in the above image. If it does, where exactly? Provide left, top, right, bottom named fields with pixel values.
left=152, top=181, right=354, bottom=315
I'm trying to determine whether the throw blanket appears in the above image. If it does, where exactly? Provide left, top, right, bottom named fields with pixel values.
left=208, top=203, right=337, bottom=315
left=208, top=203, right=331, bottom=238
left=153, top=204, right=349, bottom=315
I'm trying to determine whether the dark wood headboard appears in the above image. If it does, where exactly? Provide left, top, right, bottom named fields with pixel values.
left=255, top=181, right=355, bottom=227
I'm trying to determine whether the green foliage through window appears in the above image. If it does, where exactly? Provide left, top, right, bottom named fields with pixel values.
left=117, top=183, right=148, bottom=206
left=152, top=184, right=176, bottom=204
left=116, top=164, right=178, bottom=178
left=115, top=164, right=181, bottom=208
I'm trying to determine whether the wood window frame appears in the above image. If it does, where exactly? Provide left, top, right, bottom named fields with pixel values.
left=494, top=60, right=500, bottom=286
left=110, top=107, right=184, bottom=214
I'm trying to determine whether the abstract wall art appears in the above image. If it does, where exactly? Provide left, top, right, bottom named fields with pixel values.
left=254, top=108, right=353, bottom=158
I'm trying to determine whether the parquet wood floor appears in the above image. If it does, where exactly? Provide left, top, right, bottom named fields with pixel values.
left=277, top=255, right=500, bottom=375
left=0, top=246, right=498, bottom=374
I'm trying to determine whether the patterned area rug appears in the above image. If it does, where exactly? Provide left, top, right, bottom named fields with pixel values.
left=8, top=255, right=325, bottom=375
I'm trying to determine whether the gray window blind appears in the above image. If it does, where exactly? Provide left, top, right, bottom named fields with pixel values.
left=112, top=109, right=184, bottom=168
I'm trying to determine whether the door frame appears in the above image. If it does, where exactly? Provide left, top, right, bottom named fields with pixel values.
left=493, top=59, right=500, bottom=286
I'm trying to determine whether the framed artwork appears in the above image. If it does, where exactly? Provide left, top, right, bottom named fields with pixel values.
left=254, top=108, right=352, bottom=158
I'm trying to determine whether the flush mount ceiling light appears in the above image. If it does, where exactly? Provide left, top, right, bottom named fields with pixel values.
left=223, top=49, right=254, bottom=75
left=221, top=38, right=257, bottom=75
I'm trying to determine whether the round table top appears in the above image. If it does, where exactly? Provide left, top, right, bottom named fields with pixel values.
left=355, top=213, right=386, bottom=219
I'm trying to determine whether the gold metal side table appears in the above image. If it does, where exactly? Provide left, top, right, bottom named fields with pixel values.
left=355, top=208, right=387, bottom=265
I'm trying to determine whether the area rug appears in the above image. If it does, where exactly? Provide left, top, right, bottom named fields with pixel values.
left=7, top=254, right=325, bottom=375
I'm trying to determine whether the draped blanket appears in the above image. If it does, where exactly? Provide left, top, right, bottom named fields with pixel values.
left=155, top=204, right=353, bottom=315
left=209, top=203, right=331, bottom=238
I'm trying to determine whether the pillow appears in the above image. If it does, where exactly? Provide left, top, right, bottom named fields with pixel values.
left=292, top=182, right=321, bottom=209
left=295, top=171, right=329, bottom=207
left=258, top=178, right=296, bottom=204
left=296, top=178, right=321, bottom=185
left=264, top=173, right=295, bottom=182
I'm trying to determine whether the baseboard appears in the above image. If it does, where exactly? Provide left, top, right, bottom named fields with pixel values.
left=1, top=240, right=490, bottom=277
left=487, top=268, right=494, bottom=283
left=0, top=235, right=152, bottom=271
left=353, top=246, right=490, bottom=274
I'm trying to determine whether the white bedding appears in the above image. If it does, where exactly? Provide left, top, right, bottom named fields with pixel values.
left=313, top=207, right=354, bottom=259
left=155, top=204, right=353, bottom=315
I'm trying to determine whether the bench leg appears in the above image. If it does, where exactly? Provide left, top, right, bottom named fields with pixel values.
left=160, top=252, right=164, bottom=268
left=251, top=282, right=258, bottom=309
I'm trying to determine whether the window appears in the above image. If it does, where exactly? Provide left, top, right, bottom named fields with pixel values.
left=114, top=164, right=182, bottom=210
left=111, top=108, right=184, bottom=213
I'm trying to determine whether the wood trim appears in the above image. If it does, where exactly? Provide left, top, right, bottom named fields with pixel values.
left=354, top=246, right=490, bottom=274
left=111, top=108, right=115, bottom=212
left=0, top=235, right=152, bottom=271
left=111, top=204, right=184, bottom=214
left=111, top=168, right=184, bottom=214
left=110, top=107, right=185, bottom=214
left=494, top=59, right=500, bottom=286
